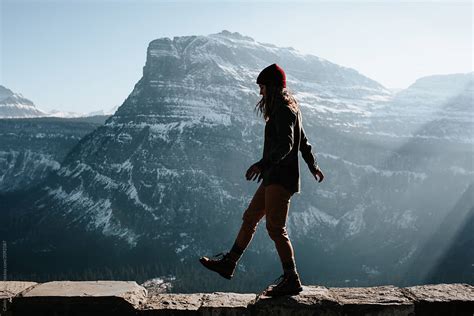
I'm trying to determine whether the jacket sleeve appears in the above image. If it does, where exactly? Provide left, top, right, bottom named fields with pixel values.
left=300, top=122, right=319, bottom=174
left=269, top=105, right=296, bottom=164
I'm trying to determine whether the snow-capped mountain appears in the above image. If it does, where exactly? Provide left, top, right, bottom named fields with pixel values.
left=0, top=85, right=47, bottom=118
left=393, top=72, right=472, bottom=108
left=45, top=107, right=119, bottom=118
left=2, top=31, right=472, bottom=288
left=86, top=105, right=119, bottom=117
left=369, top=72, right=474, bottom=143
left=45, top=109, right=86, bottom=118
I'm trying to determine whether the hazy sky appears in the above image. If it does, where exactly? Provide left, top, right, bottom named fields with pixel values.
left=1, top=0, right=472, bottom=113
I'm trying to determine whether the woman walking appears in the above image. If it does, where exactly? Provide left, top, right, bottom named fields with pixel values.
left=199, top=63, right=324, bottom=296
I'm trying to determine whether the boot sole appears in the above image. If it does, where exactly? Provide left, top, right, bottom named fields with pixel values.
left=264, top=286, right=303, bottom=297
left=199, top=257, right=233, bottom=280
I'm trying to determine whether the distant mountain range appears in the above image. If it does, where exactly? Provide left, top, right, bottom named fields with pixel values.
left=0, top=85, right=118, bottom=118
left=1, top=30, right=472, bottom=291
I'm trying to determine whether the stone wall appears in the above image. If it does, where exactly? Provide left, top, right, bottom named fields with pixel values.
left=0, top=281, right=473, bottom=315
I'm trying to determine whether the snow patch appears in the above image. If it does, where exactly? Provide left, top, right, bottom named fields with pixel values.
left=339, top=204, right=366, bottom=237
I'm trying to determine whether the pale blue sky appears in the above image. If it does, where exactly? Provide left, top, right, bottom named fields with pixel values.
left=1, top=0, right=472, bottom=113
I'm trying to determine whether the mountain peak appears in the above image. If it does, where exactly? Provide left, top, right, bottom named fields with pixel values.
left=395, top=72, right=474, bottom=105
left=410, top=72, right=473, bottom=88
left=211, top=30, right=254, bottom=42
left=142, top=31, right=388, bottom=92
left=0, top=85, right=47, bottom=118
left=0, top=85, right=15, bottom=101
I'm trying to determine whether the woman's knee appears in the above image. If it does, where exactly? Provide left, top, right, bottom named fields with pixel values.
left=265, top=220, right=289, bottom=240
left=242, top=210, right=261, bottom=231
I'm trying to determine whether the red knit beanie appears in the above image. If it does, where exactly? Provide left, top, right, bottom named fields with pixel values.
left=256, top=63, right=286, bottom=88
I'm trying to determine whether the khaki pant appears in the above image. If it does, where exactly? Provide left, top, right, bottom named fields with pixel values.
left=234, top=183, right=295, bottom=264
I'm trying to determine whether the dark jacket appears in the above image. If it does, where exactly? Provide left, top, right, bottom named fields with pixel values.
left=256, top=99, right=319, bottom=195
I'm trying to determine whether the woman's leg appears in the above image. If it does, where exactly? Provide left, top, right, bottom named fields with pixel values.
left=263, top=184, right=302, bottom=296
left=230, top=183, right=266, bottom=259
left=199, top=184, right=266, bottom=279
left=264, top=184, right=296, bottom=275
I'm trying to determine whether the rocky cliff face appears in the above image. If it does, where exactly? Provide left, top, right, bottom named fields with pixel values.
left=2, top=31, right=472, bottom=288
left=0, top=116, right=108, bottom=192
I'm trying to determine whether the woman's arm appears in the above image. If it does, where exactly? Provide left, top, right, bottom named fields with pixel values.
left=300, top=122, right=324, bottom=182
left=300, top=124, right=319, bottom=174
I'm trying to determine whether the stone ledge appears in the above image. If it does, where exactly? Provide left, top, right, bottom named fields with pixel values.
left=402, top=284, right=474, bottom=316
left=0, top=281, right=38, bottom=314
left=0, top=282, right=37, bottom=300
left=329, top=285, right=414, bottom=315
left=0, top=281, right=472, bottom=315
left=8, top=280, right=147, bottom=316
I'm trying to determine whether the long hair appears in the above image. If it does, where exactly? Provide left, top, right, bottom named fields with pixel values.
left=255, top=85, right=299, bottom=121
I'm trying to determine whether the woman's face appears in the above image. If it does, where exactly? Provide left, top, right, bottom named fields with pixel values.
left=259, top=84, right=266, bottom=98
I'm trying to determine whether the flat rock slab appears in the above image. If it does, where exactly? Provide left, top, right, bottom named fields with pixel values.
left=404, top=283, right=474, bottom=302
left=251, top=285, right=342, bottom=315
left=403, top=283, right=474, bottom=316
left=140, top=293, right=204, bottom=315
left=329, top=285, right=414, bottom=315
left=140, top=292, right=256, bottom=315
left=200, top=292, right=256, bottom=316
left=12, top=280, right=147, bottom=316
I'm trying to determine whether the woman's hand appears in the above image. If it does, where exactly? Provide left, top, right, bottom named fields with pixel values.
left=312, top=168, right=324, bottom=183
left=245, top=163, right=263, bottom=182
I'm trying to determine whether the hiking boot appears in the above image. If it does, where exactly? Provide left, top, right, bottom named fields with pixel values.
left=263, top=272, right=303, bottom=296
left=199, top=252, right=238, bottom=280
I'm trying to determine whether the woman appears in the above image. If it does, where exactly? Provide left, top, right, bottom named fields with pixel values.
left=199, top=63, right=324, bottom=296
